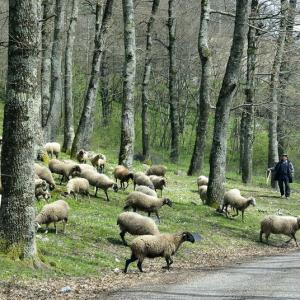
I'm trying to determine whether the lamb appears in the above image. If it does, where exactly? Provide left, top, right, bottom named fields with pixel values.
left=221, top=189, right=256, bottom=221
left=197, top=175, right=208, bottom=188
left=124, top=231, right=195, bottom=273
left=34, top=178, right=48, bottom=191
left=34, top=163, right=56, bottom=190
left=76, top=149, right=88, bottom=163
left=35, top=200, right=70, bottom=234
left=80, top=169, right=118, bottom=201
left=135, top=185, right=157, bottom=197
left=198, top=185, right=207, bottom=204
left=64, top=177, right=90, bottom=199
left=133, top=172, right=154, bottom=190
left=146, top=165, right=167, bottom=177
left=117, top=212, right=160, bottom=245
left=35, top=187, right=51, bottom=202
left=149, top=175, right=166, bottom=196
left=260, top=215, right=300, bottom=246
left=48, top=159, right=81, bottom=184
left=44, top=142, right=61, bottom=158
left=113, top=165, right=134, bottom=190
left=124, top=191, right=172, bottom=222
left=90, top=153, right=106, bottom=173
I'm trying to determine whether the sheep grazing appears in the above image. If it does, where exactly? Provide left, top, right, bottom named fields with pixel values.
left=64, top=177, right=90, bottom=199
left=221, top=189, right=256, bottom=221
left=124, top=231, right=195, bottom=273
left=149, top=175, right=166, bottom=196
left=198, top=185, right=207, bottom=204
left=80, top=169, right=118, bottom=201
left=90, top=153, right=106, bottom=173
left=135, top=185, right=157, bottom=197
left=44, top=142, right=61, bottom=158
left=146, top=165, right=167, bottom=177
left=260, top=215, right=300, bottom=246
left=35, top=178, right=50, bottom=201
left=34, top=163, right=56, bottom=190
left=124, top=191, right=172, bottom=222
left=117, top=212, right=160, bottom=245
left=35, top=200, right=70, bottom=234
left=48, top=159, right=81, bottom=184
left=197, top=175, right=208, bottom=188
left=133, top=172, right=154, bottom=190
left=113, top=165, right=134, bottom=190
left=76, top=149, right=88, bottom=163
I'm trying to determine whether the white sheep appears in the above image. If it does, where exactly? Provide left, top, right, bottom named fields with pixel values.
left=260, top=215, right=300, bottom=246
left=48, top=159, right=81, bottom=184
left=197, top=175, right=208, bottom=188
left=146, top=165, right=167, bottom=177
left=124, top=231, right=195, bottom=272
left=90, top=153, right=106, bottom=173
left=133, top=172, right=154, bottom=190
left=64, top=177, right=90, bottom=199
left=44, top=142, right=61, bottom=158
left=198, top=185, right=207, bottom=204
left=117, top=212, right=160, bottom=245
left=135, top=185, right=157, bottom=197
left=149, top=175, right=166, bottom=196
left=35, top=163, right=56, bottom=190
left=76, top=149, right=88, bottom=163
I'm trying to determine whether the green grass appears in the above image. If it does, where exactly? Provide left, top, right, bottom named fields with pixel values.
left=1, top=148, right=300, bottom=281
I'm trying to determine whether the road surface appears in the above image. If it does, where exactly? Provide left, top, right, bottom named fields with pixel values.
left=108, top=251, right=300, bottom=299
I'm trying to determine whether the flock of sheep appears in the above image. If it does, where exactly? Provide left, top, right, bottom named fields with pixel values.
left=1, top=141, right=299, bottom=273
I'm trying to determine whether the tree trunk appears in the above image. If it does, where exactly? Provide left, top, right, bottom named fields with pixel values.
left=41, top=0, right=54, bottom=128
left=240, top=0, right=259, bottom=184
left=268, top=0, right=289, bottom=188
left=207, top=0, right=249, bottom=207
left=71, top=0, right=114, bottom=158
left=141, top=0, right=160, bottom=159
left=168, top=0, right=179, bottom=163
left=118, top=0, right=136, bottom=168
left=62, top=0, right=79, bottom=153
left=187, top=0, right=211, bottom=176
left=0, top=0, right=40, bottom=263
left=44, top=0, right=65, bottom=141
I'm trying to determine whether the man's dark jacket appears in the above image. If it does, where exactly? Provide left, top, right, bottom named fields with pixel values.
left=274, top=160, right=294, bottom=183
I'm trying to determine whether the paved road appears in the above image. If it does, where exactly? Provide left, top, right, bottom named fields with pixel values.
left=108, top=252, right=300, bottom=299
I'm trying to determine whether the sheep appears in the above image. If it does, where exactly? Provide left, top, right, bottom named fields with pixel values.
left=260, top=215, right=300, bottom=246
left=113, top=165, right=134, bottom=190
left=35, top=200, right=70, bottom=234
left=90, top=153, right=106, bottom=173
left=124, top=231, right=195, bottom=273
left=76, top=149, right=88, bottom=163
left=80, top=169, right=118, bottom=201
left=44, top=142, right=61, bottom=158
left=34, top=178, right=48, bottom=191
left=198, top=185, right=207, bottom=204
left=34, top=163, right=56, bottom=190
left=146, top=165, right=167, bottom=177
left=48, top=159, right=81, bottom=184
left=78, top=163, right=96, bottom=172
left=135, top=185, right=157, bottom=197
left=133, top=172, right=154, bottom=190
left=149, top=175, right=166, bottom=196
left=221, top=189, right=256, bottom=221
left=64, top=177, right=90, bottom=200
left=124, top=191, right=172, bottom=223
left=35, top=187, right=51, bottom=202
left=117, top=212, right=160, bottom=245
left=197, top=175, right=208, bottom=188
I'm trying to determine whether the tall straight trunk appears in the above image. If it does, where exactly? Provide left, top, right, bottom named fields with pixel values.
left=41, top=0, right=54, bottom=128
left=71, top=0, right=114, bottom=158
left=118, top=0, right=136, bottom=168
left=45, top=0, right=65, bottom=141
left=62, top=0, right=79, bottom=153
left=268, top=0, right=289, bottom=188
left=187, top=0, right=211, bottom=176
left=207, top=1, right=249, bottom=207
left=168, top=0, right=179, bottom=163
left=141, top=0, right=160, bottom=159
left=240, top=0, right=259, bottom=184
left=101, top=50, right=111, bottom=126
left=0, top=0, right=40, bottom=262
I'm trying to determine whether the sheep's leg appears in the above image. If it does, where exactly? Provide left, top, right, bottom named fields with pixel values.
left=120, top=231, right=127, bottom=246
left=133, top=182, right=136, bottom=190
left=259, top=230, right=263, bottom=243
left=163, top=256, right=173, bottom=270
left=124, top=182, right=129, bottom=190
left=265, top=233, right=270, bottom=244
left=105, top=190, right=110, bottom=201
left=94, top=187, right=98, bottom=197
left=133, top=207, right=137, bottom=212
left=160, top=189, right=163, bottom=197
left=148, top=212, right=151, bottom=217
left=232, top=210, right=239, bottom=218
left=292, top=233, right=298, bottom=247
left=54, top=222, right=57, bottom=234
left=62, top=220, right=67, bottom=234
left=242, top=211, right=245, bottom=222
left=124, top=254, right=137, bottom=273
left=155, top=211, right=161, bottom=223
left=137, top=259, right=144, bottom=272
left=60, top=175, right=65, bottom=185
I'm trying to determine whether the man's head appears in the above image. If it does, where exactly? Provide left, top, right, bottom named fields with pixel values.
left=281, top=154, right=288, bottom=161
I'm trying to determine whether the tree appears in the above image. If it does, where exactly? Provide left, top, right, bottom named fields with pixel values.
left=71, top=0, right=114, bottom=158
left=0, top=0, right=40, bottom=264
left=207, top=1, right=249, bottom=207
left=62, top=0, right=79, bottom=153
left=187, top=0, right=211, bottom=176
left=118, top=0, right=136, bottom=168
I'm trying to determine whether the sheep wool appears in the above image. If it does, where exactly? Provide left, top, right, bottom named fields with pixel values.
left=44, top=142, right=61, bottom=158
left=198, top=185, right=207, bottom=204
left=133, top=172, right=154, bottom=190
left=146, top=165, right=167, bottom=177
left=197, top=175, right=208, bottom=188
left=66, top=177, right=90, bottom=199
left=35, top=163, right=56, bottom=190
left=149, top=175, right=166, bottom=196
left=49, top=159, right=81, bottom=184
left=135, top=185, right=157, bottom=197
left=113, top=165, right=134, bottom=190
left=76, top=149, right=88, bottom=163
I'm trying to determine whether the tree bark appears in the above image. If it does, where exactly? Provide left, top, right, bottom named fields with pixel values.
left=207, top=0, right=249, bottom=207
left=71, top=0, right=114, bottom=158
left=141, top=0, right=160, bottom=159
left=118, top=0, right=136, bottom=168
left=268, top=0, right=289, bottom=188
left=62, top=0, right=79, bottom=153
left=187, top=0, right=211, bottom=176
left=168, top=0, right=179, bottom=163
left=0, top=0, right=40, bottom=262
left=240, top=0, right=259, bottom=184
left=44, top=0, right=65, bottom=141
